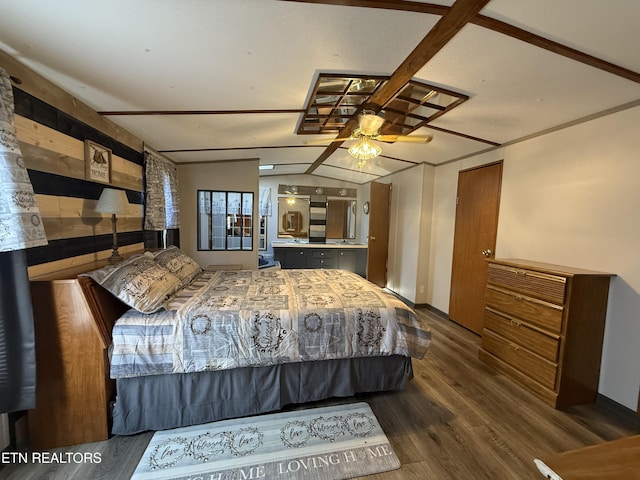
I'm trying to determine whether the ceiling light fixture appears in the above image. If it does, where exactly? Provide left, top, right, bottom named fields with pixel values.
left=348, top=136, right=381, bottom=168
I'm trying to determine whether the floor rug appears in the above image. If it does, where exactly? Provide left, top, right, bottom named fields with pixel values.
left=131, top=402, right=400, bottom=480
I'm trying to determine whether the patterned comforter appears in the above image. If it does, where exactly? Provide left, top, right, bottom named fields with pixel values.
left=110, top=269, right=431, bottom=379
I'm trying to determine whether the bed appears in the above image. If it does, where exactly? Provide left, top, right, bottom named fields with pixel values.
left=81, top=247, right=431, bottom=435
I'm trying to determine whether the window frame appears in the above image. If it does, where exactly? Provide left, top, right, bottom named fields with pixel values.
left=197, top=190, right=254, bottom=251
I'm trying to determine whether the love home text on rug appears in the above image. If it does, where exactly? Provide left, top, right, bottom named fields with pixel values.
left=131, top=402, right=400, bottom=480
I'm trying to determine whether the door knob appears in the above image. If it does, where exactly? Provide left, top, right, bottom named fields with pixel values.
left=370, top=236, right=376, bottom=241
left=481, top=249, right=493, bottom=257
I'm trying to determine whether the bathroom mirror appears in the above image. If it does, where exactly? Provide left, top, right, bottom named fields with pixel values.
left=326, top=199, right=356, bottom=239
left=277, top=197, right=356, bottom=239
left=277, top=197, right=309, bottom=238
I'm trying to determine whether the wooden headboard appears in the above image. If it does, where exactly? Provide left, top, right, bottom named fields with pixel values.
left=77, top=276, right=129, bottom=346
left=29, top=255, right=141, bottom=349
left=28, top=265, right=133, bottom=449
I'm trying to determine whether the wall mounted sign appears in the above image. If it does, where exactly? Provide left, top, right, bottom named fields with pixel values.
left=85, top=140, right=112, bottom=184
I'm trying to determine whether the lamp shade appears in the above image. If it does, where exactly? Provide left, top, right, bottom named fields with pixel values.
left=95, top=188, right=129, bottom=214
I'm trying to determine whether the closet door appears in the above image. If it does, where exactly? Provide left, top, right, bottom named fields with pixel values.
left=449, top=161, right=502, bottom=334
left=367, top=182, right=391, bottom=287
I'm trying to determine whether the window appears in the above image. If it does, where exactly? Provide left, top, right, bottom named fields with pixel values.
left=197, top=190, right=254, bottom=251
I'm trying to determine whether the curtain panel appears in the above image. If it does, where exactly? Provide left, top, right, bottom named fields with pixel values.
left=0, top=67, right=47, bottom=413
left=0, top=250, right=37, bottom=412
left=259, top=187, right=272, bottom=217
left=0, top=69, right=47, bottom=252
left=143, top=150, right=180, bottom=231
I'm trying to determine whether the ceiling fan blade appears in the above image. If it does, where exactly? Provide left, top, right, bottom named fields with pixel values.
left=304, top=137, right=353, bottom=145
left=376, top=134, right=433, bottom=144
left=358, top=113, right=385, bottom=136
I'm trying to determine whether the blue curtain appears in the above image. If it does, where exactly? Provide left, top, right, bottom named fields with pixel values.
left=0, top=249, right=36, bottom=412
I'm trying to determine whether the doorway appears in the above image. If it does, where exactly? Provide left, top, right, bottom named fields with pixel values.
left=367, top=181, right=391, bottom=288
left=449, top=161, right=503, bottom=334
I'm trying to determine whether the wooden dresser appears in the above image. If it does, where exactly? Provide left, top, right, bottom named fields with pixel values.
left=479, top=259, right=613, bottom=408
left=28, top=261, right=130, bottom=449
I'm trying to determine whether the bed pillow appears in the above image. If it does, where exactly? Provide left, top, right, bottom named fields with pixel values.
left=151, top=246, right=202, bottom=287
left=83, top=255, right=183, bottom=313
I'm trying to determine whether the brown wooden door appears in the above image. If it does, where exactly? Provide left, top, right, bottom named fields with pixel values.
left=449, top=161, right=502, bottom=334
left=367, top=182, right=391, bottom=287
left=326, top=200, right=346, bottom=238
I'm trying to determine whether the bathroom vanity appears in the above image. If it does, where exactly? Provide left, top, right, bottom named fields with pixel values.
left=272, top=242, right=367, bottom=277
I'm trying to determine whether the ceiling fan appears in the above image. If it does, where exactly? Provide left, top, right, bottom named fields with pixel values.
left=305, top=111, right=433, bottom=167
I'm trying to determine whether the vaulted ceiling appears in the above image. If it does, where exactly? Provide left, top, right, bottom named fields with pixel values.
left=1, top=0, right=639, bottom=184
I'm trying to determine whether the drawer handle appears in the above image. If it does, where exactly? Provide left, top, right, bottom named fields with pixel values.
left=510, top=319, right=522, bottom=327
left=509, top=343, right=520, bottom=351
left=299, top=251, right=304, bottom=255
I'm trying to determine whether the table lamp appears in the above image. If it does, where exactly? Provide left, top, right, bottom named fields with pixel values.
left=95, top=188, right=129, bottom=263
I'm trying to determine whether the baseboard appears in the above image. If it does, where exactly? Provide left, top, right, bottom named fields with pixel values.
left=596, top=394, right=640, bottom=429
left=383, top=292, right=451, bottom=323
left=421, top=303, right=449, bottom=320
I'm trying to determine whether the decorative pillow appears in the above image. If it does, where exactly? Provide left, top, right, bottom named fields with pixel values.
left=151, top=246, right=202, bottom=287
left=83, top=255, right=183, bottom=313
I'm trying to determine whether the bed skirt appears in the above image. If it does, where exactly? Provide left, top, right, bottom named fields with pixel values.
left=111, top=355, right=412, bottom=435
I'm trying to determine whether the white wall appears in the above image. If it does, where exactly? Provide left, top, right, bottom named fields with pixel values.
left=426, top=106, right=640, bottom=410
left=177, top=160, right=259, bottom=269
left=378, top=164, right=436, bottom=304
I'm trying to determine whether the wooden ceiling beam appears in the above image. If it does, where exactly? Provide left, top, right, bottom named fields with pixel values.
left=472, top=15, right=640, bottom=84
left=305, top=0, right=491, bottom=173
left=284, top=0, right=640, bottom=83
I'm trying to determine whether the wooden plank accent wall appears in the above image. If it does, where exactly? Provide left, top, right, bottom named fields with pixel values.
left=1, top=50, right=149, bottom=277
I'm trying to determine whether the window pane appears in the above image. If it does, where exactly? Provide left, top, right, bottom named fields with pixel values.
left=226, top=192, right=242, bottom=250
left=211, top=191, right=226, bottom=250
left=197, top=190, right=254, bottom=251
left=242, top=193, right=253, bottom=251
left=197, top=191, right=211, bottom=250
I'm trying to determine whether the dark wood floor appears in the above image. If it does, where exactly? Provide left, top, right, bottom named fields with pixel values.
left=2, top=309, right=639, bottom=480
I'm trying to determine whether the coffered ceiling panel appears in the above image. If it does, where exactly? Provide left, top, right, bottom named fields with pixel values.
left=324, top=152, right=416, bottom=178
left=423, top=23, right=640, bottom=144
left=483, top=0, right=640, bottom=71
left=313, top=164, right=381, bottom=184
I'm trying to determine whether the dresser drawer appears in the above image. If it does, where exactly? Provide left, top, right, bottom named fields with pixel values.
left=488, top=263, right=566, bottom=303
left=485, top=285, right=564, bottom=334
left=310, top=257, right=337, bottom=268
left=481, top=330, right=557, bottom=390
left=484, top=308, right=560, bottom=362
left=312, top=249, right=335, bottom=259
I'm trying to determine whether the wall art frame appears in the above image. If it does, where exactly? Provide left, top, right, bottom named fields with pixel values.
left=84, top=139, right=112, bottom=184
